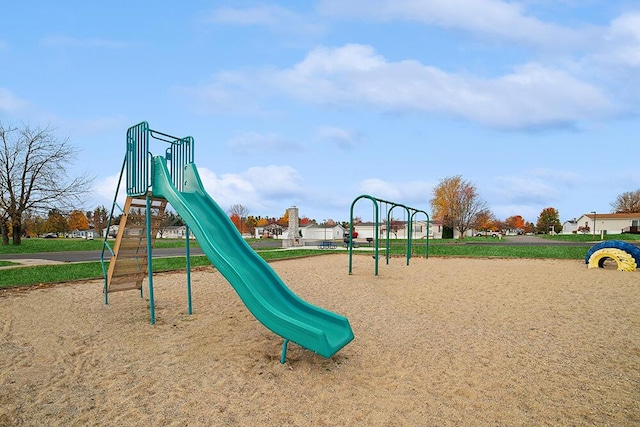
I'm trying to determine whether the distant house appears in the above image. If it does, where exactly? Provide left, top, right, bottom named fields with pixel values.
left=158, top=225, right=195, bottom=239
left=69, top=229, right=95, bottom=239
left=105, top=225, right=118, bottom=238
left=574, top=212, right=640, bottom=235
left=562, top=218, right=579, bottom=234
left=350, top=221, right=432, bottom=239
left=299, top=224, right=345, bottom=240
left=254, top=224, right=285, bottom=239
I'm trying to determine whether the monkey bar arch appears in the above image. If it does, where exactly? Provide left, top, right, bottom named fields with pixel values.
left=348, top=195, right=430, bottom=276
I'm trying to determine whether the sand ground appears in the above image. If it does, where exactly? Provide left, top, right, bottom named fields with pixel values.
left=1, top=255, right=639, bottom=426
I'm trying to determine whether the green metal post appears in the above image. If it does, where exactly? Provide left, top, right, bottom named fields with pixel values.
left=385, top=205, right=391, bottom=265
left=426, top=218, right=429, bottom=259
left=407, top=211, right=413, bottom=265
left=403, top=206, right=411, bottom=265
left=280, top=339, right=289, bottom=364
left=146, top=195, right=156, bottom=324
left=373, top=200, right=379, bottom=276
left=186, top=224, right=192, bottom=315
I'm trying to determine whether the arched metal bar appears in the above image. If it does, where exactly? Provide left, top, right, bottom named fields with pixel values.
left=350, top=194, right=429, bottom=276
left=349, top=195, right=379, bottom=275
left=385, top=203, right=411, bottom=265
left=410, top=209, right=430, bottom=260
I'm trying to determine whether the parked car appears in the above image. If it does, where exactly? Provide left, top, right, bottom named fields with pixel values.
left=475, top=231, right=501, bottom=238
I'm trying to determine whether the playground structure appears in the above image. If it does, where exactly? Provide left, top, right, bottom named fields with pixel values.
left=585, top=240, right=640, bottom=272
left=348, top=195, right=430, bottom=276
left=100, top=122, right=354, bottom=362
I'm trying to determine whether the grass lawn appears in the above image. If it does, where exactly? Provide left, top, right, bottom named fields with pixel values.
left=0, top=235, right=613, bottom=289
left=541, top=233, right=640, bottom=242
left=0, top=249, right=336, bottom=289
left=385, top=242, right=588, bottom=259
left=0, top=237, right=198, bottom=254
left=0, top=260, right=19, bottom=267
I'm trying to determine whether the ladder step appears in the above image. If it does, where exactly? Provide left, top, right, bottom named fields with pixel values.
left=118, top=238, right=149, bottom=249
left=106, top=195, right=168, bottom=291
left=108, top=281, right=143, bottom=292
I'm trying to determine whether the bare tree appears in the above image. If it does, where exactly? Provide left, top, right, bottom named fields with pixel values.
left=227, top=204, right=250, bottom=234
left=430, top=175, right=487, bottom=239
left=0, top=211, right=9, bottom=245
left=0, top=122, right=93, bottom=245
left=611, top=189, right=640, bottom=213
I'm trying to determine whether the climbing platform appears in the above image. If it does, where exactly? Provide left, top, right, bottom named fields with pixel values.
left=106, top=196, right=167, bottom=292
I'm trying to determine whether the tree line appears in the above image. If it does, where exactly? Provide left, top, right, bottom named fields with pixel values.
left=2, top=122, right=639, bottom=245
left=430, top=175, right=640, bottom=237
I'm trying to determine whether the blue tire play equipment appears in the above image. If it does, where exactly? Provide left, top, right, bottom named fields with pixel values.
left=585, top=240, right=640, bottom=268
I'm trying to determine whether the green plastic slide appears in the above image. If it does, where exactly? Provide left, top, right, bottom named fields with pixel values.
left=151, top=156, right=354, bottom=359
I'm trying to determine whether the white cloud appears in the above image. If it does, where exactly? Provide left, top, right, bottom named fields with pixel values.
left=318, top=0, right=591, bottom=48
left=205, top=4, right=323, bottom=36
left=600, top=12, right=640, bottom=68
left=244, top=165, right=304, bottom=197
left=581, top=10, right=640, bottom=89
left=92, top=173, right=126, bottom=207
left=271, top=44, right=615, bottom=129
left=188, top=43, right=615, bottom=129
left=0, top=88, right=28, bottom=113
left=486, top=171, right=582, bottom=221
left=357, top=178, right=434, bottom=206
left=491, top=176, right=560, bottom=205
left=227, top=132, right=302, bottom=155
left=197, top=164, right=304, bottom=214
left=316, top=126, right=363, bottom=150
left=358, top=178, right=403, bottom=201
left=528, top=168, right=581, bottom=186
left=489, top=168, right=582, bottom=209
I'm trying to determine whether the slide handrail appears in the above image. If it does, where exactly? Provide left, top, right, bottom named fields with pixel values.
left=125, top=121, right=194, bottom=196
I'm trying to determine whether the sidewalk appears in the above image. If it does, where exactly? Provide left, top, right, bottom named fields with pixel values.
left=0, top=258, right=66, bottom=270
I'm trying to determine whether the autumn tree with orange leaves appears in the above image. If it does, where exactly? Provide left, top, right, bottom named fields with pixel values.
left=504, top=215, right=526, bottom=232
left=430, top=175, right=487, bottom=239
left=227, top=204, right=249, bottom=234
left=68, top=210, right=89, bottom=231
left=474, top=209, right=499, bottom=233
left=277, top=210, right=289, bottom=227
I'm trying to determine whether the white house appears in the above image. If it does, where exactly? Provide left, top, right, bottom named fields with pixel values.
left=158, top=225, right=195, bottom=239
left=562, top=218, right=579, bottom=234
left=350, top=221, right=433, bottom=239
left=69, top=229, right=95, bottom=239
left=574, top=212, right=640, bottom=235
left=299, top=224, right=345, bottom=240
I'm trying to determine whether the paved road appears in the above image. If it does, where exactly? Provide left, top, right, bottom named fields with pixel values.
left=465, top=235, right=594, bottom=246
left=466, top=235, right=639, bottom=248
left=1, top=235, right=637, bottom=264
left=0, top=247, right=204, bottom=263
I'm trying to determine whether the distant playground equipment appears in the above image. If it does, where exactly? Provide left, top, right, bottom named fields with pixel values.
left=348, top=195, right=430, bottom=276
left=585, top=240, right=640, bottom=272
left=100, top=122, right=353, bottom=363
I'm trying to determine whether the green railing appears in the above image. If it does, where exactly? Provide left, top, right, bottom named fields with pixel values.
left=101, top=121, right=195, bottom=309
left=126, top=121, right=194, bottom=195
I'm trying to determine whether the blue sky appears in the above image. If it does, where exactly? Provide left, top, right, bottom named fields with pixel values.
left=1, top=1, right=639, bottom=224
